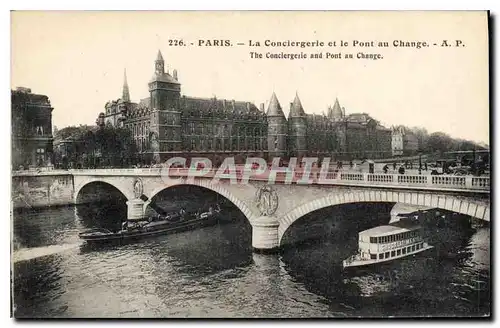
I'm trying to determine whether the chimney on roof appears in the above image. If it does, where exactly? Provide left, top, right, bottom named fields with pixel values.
left=259, top=103, right=264, bottom=112
left=222, top=99, right=226, bottom=109
left=173, top=69, right=178, bottom=81
left=246, top=102, right=251, bottom=112
left=232, top=100, right=236, bottom=110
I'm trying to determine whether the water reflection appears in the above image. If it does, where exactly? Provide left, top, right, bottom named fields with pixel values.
left=279, top=217, right=489, bottom=317
left=13, top=253, right=67, bottom=318
left=13, top=206, right=82, bottom=249
left=12, top=196, right=491, bottom=317
left=75, top=202, right=127, bottom=232
left=281, top=203, right=394, bottom=247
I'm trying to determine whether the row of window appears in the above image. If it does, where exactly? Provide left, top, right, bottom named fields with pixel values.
left=126, top=122, right=150, bottom=139
left=136, top=139, right=268, bottom=152
left=369, top=230, right=420, bottom=244
left=184, top=138, right=266, bottom=151
left=369, top=242, right=425, bottom=260
left=183, top=123, right=264, bottom=137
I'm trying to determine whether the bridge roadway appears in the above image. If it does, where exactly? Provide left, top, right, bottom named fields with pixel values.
left=13, top=168, right=490, bottom=251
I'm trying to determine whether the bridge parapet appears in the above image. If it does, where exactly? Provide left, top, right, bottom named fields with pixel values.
left=66, top=169, right=490, bottom=193
left=14, top=168, right=490, bottom=252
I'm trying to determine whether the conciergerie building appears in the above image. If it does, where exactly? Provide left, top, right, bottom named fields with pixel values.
left=96, top=50, right=392, bottom=165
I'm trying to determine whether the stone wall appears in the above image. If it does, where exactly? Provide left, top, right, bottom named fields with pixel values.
left=11, top=174, right=74, bottom=209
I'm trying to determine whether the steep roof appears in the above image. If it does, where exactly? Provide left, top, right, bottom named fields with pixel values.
left=266, top=92, right=285, bottom=117
left=122, top=68, right=130, bottom=102
left=289, top=93, right=306, bottom=117
left=150, top=72, right=179, bottom=84
left=347, top=113, right=371, bottom=123
left=150, top=50, right=180, bottom=84
left=181, top=96, right=261, bottom=116
left=328, top=97, right=343, bottom=119
left=156, top=50, right=164, bottom=61
left=136, top=96, right=261, bottom=115
left=139, top=97, right=150, bottom=108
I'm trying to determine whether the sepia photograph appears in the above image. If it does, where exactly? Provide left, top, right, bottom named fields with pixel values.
left=10, top=10, right=490, bottom=318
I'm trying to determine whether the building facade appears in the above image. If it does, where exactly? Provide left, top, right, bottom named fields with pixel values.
left=98, top=50, right=393, bottom=165
left=12, top=87, right=54, bottom=169
left=391, top=126, right=419, bottom=156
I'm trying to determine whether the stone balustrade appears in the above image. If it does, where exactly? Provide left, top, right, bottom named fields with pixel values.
left=29, top=168, right=488, bottom=193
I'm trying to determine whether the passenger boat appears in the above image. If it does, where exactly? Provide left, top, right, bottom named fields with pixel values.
left=79, top=205, right=221, bottom=243
left=342, top=219, right=434, bottom=270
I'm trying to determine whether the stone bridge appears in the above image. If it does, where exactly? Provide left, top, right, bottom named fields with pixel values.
left=66, top=168, right=490, bottom=251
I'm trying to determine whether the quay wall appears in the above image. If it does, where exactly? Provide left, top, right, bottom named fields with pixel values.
left=12, top=174, right=75, bottom=209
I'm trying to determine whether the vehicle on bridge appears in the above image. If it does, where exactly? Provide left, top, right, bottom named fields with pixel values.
left=342, top=219, right=434, bottom=270
left=79, top=204, right=222, bottom=243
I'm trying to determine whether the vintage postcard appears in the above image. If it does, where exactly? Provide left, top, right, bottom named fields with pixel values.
left=10, top=11, right=490, bottom=318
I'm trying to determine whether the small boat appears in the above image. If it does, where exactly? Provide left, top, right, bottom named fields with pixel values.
left=342, top=219, right=434, bottom=270
left=79, top=205, right=221, bottom=243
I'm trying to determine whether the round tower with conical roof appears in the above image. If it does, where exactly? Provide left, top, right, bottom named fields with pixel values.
left=148, top=50, right=182, bottom=163
left=327, top=97, right=344, bottom=122
left=266, top=92, right=288, bottom=159
left=288, top=93, right=308, bottom=158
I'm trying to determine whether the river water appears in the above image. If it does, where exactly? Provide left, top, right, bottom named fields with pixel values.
left=12, top=190, right=490, bottom=318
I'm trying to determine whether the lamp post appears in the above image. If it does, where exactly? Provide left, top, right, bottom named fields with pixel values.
left=418, top=151, right=422, bottom=175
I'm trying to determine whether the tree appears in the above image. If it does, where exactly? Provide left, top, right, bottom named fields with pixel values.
left=54, top=124, right=137, bottom=168
left=426, top=132, right=454, bottom=154
left=410, top=126, right=429, bottom=151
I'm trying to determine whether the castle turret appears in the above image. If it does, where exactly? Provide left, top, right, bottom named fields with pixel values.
left=288, top=92, right=307, bottom=158
left=266, top=92, right=287, bottom=159
left=328, top=97, right=344, bottom=122
left=148, top=50, right=182, bottom=163
left=326, top=98, right=346, bottom=154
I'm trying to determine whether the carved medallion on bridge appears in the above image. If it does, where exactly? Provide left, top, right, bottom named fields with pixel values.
left=255, top=185, right=279, bottom=216
left=133, top=178, right=143, bottom=199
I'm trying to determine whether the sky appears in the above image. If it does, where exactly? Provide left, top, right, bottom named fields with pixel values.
left=11, top=11, right=489, bottom=144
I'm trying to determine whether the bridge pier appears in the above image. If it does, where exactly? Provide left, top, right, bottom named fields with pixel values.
left=126, top=199, right=145, bottom=221
left=252, top=216, right=280, bottom=253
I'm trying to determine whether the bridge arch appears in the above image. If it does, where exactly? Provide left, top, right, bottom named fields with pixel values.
left=146, top=179, right=258, bottom=225
left=277, top=190, right=489, bottom=244
left=74, top=178, right=135, bottom=203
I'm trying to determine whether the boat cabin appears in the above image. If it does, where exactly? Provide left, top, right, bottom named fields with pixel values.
left=357, top=224, right=426, bottom=261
